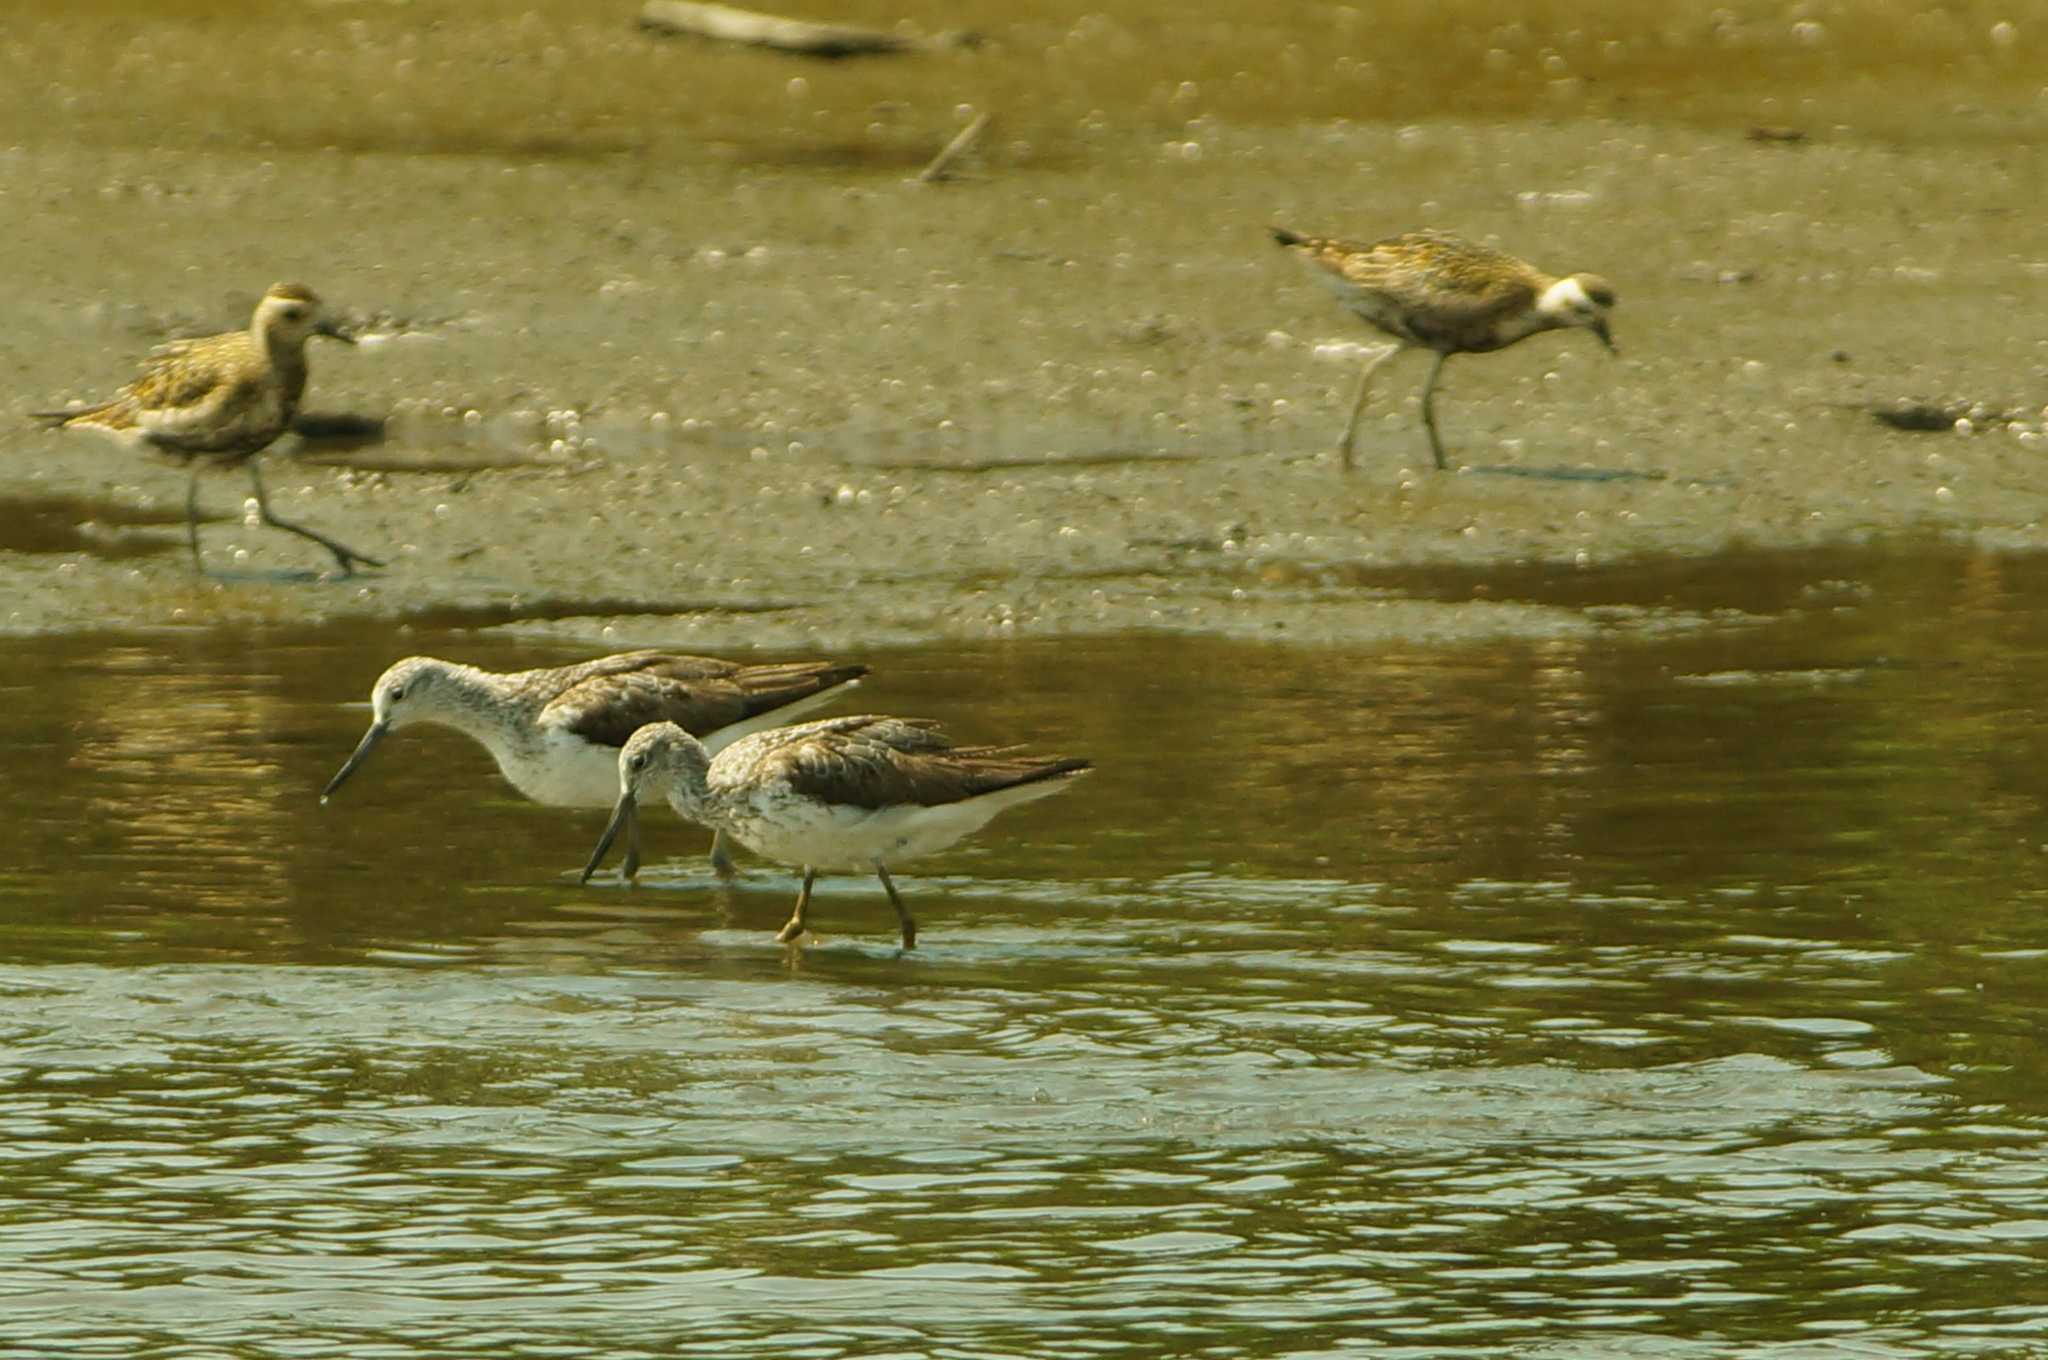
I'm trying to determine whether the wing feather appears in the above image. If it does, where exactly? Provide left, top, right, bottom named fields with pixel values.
left=761, top=715, right=1088, bottom=810
left=1281, top=229, right=1545, bottom=348
left=544, top=654, right=866, bottom=749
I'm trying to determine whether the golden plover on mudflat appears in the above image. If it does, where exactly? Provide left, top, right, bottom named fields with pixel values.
left=31, top=282, right=379, bottom=575
left=1271, top=228, right=1617, bottom=471
left=581, top=716, right=1091, bottom=950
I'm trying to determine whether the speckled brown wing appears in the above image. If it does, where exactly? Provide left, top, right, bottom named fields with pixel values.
left=773, top=715, right=1089, bottom=810
left=1358, top=234, right=1542, bottom=337
left=1281, top=228, right=1545, bottom=350
left=129, top=337, right=236, bottom=402
left=544, top=654, right=868, bottom=748
left=125, top=332, right=292, bottom=455
left=34, top=335, right=248, bottom=436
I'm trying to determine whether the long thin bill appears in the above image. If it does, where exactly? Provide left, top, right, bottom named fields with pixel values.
left=581, top=791, right=638, bottom=884
left=320, top=721, right=389, bottom=804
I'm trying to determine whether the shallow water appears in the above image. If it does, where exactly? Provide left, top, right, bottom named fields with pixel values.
left=4, top=541, right=2048, bottom=1355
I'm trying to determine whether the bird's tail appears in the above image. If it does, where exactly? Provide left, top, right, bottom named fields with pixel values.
left=28, top=401, right=113, bottom=429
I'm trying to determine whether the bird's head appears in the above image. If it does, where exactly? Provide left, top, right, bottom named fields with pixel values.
left=320, top=658, right=454, bottom=803
left=1538, top=273, right=1617, bottom=353
left=256, top=283, right=355, bottom=347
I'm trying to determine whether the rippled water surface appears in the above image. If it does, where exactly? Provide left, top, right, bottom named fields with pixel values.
left=6, top=544, right=2048, bottom=1356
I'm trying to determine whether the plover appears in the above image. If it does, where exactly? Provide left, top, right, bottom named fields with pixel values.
left=31, top=282, right=379, bottom=574
left=580, top=715, right=1090, bottom=949
left=1271, top=228, right=1617, bottom=470
left=321, top=651, right=870, bottom=879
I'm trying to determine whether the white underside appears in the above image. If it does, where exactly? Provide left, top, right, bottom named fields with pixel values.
left=493, top=726, right=625, bottom=807
left=704, top=775, right=1075, bottom=872
left=58, top=418, right=151, bottom=451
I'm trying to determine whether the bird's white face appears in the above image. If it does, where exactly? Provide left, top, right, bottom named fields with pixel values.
left=1540, top=275, right=1617, bottom=352
left=583, top=723, right=706, bottom=884
left=618, top=724, right=692, bottom=801
left=321, top=657, right=446, bottom=803
left=370, top=658, right=446, bottom=732
left=256, top=287, right=353, bottom=347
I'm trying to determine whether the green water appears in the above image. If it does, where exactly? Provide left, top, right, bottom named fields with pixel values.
left=3, top=543, right=2047, bottom=1356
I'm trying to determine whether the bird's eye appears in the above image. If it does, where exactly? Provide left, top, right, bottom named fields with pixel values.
left=283, top=307, right=305, bottom=321
left=629, top=754, right=648, bottom=772
left=389, top=685, right=406, bottom=703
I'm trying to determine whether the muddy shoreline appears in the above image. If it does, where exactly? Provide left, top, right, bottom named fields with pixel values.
left=3, top=2, right=2044, bottom=646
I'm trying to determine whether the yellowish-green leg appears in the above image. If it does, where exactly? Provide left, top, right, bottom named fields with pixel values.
left=876, top=865, right=917, bottom=950
left=776, top=867, right=817, bottom=943
left=707, top=829, right=738, bottom=879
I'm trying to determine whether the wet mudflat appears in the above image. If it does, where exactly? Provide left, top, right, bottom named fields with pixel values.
left=2, top=1, right=2047, bottom=635
left=4, top=542, right=2048, bottom=1356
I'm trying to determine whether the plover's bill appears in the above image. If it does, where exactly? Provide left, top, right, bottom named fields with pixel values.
left=1271, top=227, right=1616, bottom=470
left=580, top=715, right=1091, bottom=950
left=321, top=651, right=870, bottom=879
left=31, top=282, right=378, bottom=575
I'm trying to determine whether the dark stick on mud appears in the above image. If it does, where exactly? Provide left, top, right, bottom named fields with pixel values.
left=638, top=0, right=976, bottom=57
left=916, top=112, right=992, bottom=184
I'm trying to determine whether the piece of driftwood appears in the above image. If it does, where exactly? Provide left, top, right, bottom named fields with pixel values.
left=916, top=111, right=991, bottom=183
left=638, top=0, right=975, bottom=57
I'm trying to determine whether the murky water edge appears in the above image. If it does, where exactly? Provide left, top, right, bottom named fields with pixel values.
left=3, top=542, right=2048, bottom=1356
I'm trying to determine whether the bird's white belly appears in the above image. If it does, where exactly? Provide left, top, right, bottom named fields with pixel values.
left=488, top=727, right=622, bottom=808
left=710, top=793, right=1012, bottom=871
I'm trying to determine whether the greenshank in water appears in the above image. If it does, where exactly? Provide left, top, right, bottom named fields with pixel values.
left=580, top=715, right=1090, bottom=949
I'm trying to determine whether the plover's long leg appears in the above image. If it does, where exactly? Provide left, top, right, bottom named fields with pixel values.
left=246, top=460, right=385, bottom=575
left=1416, top=350, right=1452, bottom=471
left=184, top=466, right=205, bottom=572
left=1338, top=345, right=1402, bottom=471
left=777, top=867, right=818, bottom=943
left=707, top=830, right=739, bottom=879
left=876, top=865, right=917, bottom=951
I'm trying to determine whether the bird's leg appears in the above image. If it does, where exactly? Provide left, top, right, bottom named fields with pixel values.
left=246, top=460, right=385, bottom=575
left=876, top=865, right=917, bottom=951
left=707, top=829, right=739, bottom=880
left=1417, top=350, right=1451, bottom=471
left=1338, top=345, right=1402, bottom=471
left=184, top=466, right=205, bottom=572
left=776, top=867, right=817, bottom=944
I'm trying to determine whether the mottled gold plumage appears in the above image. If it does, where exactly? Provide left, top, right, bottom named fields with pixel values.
left=31, top=283, right=379, bottom=575
left=1272, top=228, right=1617, bottom=470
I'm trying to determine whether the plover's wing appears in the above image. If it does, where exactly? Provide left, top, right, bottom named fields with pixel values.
left=31, top=334, right=224, bottom=431
left=1343, top=232, right=1544, bottom=331
left=130, top=367, right=272, bottom=450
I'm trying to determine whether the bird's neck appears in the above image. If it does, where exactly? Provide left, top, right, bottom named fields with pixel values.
left=664, top=760, right=717, bottom=824
left=253, top=321, right=310, bottom=373
left=421, top=666, right=546, bottom=756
